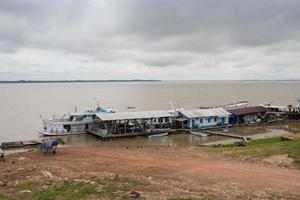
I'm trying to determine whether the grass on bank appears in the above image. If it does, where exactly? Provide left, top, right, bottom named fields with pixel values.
left=205, top=137, right=300, bottom=166
left=0, top=176, right=147, bottom=200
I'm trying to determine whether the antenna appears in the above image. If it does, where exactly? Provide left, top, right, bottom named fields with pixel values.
left=177, top=100, right=180, bottom=109
left=296, top=97, right=300, bottom=107
left=233, top=97, right=237, bottom=105
left=169, top=100, right=175, bottom=110
left=94, top=97, right=100, bottom=108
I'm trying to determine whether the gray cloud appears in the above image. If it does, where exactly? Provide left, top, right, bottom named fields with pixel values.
left=0, top=0, right=300, bottom=80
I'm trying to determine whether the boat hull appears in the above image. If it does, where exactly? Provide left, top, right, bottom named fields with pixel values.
left=38, top=131, right=86, bottom=136
left=190, top=131, right=208, bottom=137
left=148, top=132, right=168, bottom=138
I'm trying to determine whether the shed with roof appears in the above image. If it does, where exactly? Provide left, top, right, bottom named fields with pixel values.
left=229, top=106, right=267, bottom=124
left=179, top=108, right=230, bottom=128
left=93, top=110, right=174, bottom=135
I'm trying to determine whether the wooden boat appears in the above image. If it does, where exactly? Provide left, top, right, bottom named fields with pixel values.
left=0, top=141, right=25, bottom=149
left=127, top=106, right=135, bottom=109
left=190, top=130, right=208, bottom=137
left=148, top=132, right=168, bottom=138
left=222, top=129, right=229, bottom=133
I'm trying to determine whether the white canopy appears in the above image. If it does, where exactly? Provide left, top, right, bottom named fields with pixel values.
left=96, top=110, right=172, bottom=121
left=180, top=108, right=230, bottom=118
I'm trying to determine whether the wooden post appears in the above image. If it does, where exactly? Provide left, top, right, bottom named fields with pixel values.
left=124, top=120, right=127, bottom=134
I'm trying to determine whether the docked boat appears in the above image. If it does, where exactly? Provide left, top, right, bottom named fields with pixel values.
left=223, top=101, right=249, bottom=110
left=190, top=130, right=208, bottom=137
left=260, top=102, right=288, bottom=113
left=199, top=99, right=249, bottom=110
left=39, top=107, right=115, bottom=136
left=148, top=132, right=168, bottom=138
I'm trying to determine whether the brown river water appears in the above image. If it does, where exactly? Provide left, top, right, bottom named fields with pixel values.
left=0, top=81, right=300, bottom=145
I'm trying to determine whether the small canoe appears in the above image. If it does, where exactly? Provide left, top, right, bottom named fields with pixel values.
left=222, top=129, right=229, bottom=132
left=190, top=131, right=208, bottom=137
left=148, top=132, right=168, bottom=138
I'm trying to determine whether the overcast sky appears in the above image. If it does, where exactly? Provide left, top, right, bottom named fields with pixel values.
left=0, top=0, right=300, bottom=80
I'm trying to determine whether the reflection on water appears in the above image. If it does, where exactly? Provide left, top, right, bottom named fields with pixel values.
left=55, top=122, right=300, bottom=148
left=59, top=133, right=226, bottom=148
left=231, top=122, right=300, bottom=136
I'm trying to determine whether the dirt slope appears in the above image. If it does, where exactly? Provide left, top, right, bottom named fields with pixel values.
left=1, top=146, right=300, bottom=199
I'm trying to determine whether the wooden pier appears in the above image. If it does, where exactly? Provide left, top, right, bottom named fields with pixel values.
left=205, top=130, right=251, bottom=142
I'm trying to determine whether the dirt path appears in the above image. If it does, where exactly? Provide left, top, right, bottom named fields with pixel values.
left=1, top=146, right=300, bottom=199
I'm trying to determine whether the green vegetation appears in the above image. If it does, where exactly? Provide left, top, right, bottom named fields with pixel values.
left=16, top=180, right=38, bottom=192
left=206, top=137, right=300, bottom=167
left=0, top=193, right=14, bottom=200
left=0, top=176, right=147, bottom=200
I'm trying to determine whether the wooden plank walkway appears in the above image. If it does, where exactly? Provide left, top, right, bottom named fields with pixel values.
left=205, top=130, right=251, bottom=141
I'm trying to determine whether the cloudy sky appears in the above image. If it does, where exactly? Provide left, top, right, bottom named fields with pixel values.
left=0, top=0, right=300, bottom=80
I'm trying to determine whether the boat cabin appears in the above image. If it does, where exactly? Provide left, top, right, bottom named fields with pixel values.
left=260, top=103, right=288, bottom=113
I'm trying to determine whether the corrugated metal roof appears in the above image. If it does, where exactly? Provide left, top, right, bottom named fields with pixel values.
left=229, top=106, right=267, bottom=116
left=96, top=110, right=173, bottom=121
left=180, top=108, right=230, bottom=118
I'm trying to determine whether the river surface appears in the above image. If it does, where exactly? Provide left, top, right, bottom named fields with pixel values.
left=0, top=81, right=300, bottom=143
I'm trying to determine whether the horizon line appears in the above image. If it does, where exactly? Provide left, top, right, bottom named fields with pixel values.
left=1, top=79, right=300, bottom=84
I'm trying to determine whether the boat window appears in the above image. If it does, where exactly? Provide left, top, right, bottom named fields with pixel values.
left=208, top=118, right=211, bottom=123
left=76, top=116, right=83, bottom=121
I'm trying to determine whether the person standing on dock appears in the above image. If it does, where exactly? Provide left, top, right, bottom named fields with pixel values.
left=0, top=148, right=5, bottom=162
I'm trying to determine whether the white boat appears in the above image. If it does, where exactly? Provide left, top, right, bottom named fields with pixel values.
left=190, top=130, right=208, bottom=137
left=260, top=103, right=288, bottom=113
left=148, top=132, right=168, bottom=138
left=39, top=107, right=115, bottom=136
left=223, top=101, right=249, bottom=110
left=203, top=98, right=249, bottom=110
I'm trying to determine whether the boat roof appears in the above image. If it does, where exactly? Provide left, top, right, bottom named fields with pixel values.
left=224, top=101, right=249, bottom=106
left=70, top=110, right=110, bottom=116
left=260, top=104, right=288, bottom=109
left=70, top=112, right=96, bottom=116
left=179, top=108, right=230, bottom=118
left=96, top=110, right=173, bottom=121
